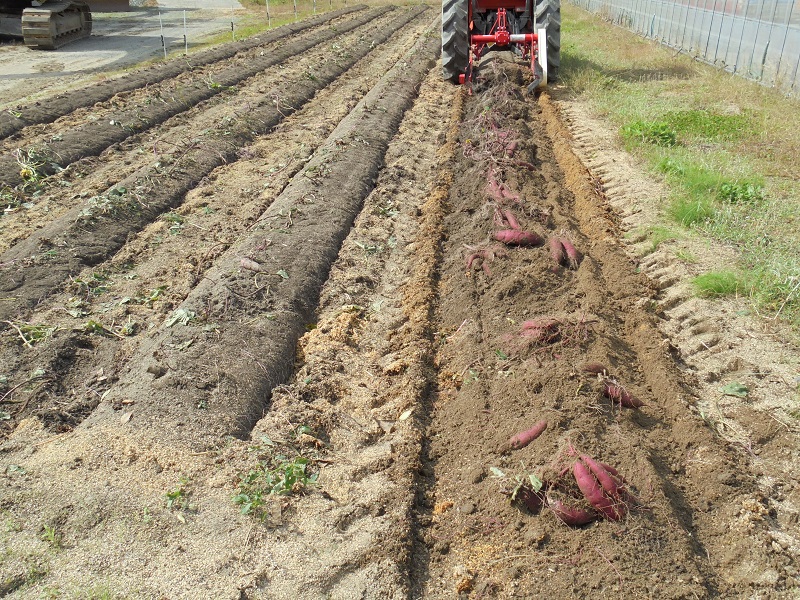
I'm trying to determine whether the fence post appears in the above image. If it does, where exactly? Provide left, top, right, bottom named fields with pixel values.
left=679, top=0, right=693, bottom=50
left=712, top=0, right=727, bottom=64
left=733, top=0, right=752, bottom=74
left=775, top=0, right=796, bottom=90
left=704, top=0, right=720, bottom=58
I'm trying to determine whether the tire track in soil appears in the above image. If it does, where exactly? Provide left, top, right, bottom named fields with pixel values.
left=0, top=5, right=365, bottom=140
left=0, top=12, right=434, bottom=440
left=0, top=6, right=393, bottom=189
left=0, top=6, right=427, bottom=322
left=417, top=60, right=783, bottom=598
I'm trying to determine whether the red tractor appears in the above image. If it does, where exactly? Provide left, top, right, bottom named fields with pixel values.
left=442, top=0, right=560, bottom=90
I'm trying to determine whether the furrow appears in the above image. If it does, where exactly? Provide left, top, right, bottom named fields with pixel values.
left=0, top=6, right=429, bottom=322
left=0, top=6, right=392, bottom=189
left=0, top=5, right=366, bottom=140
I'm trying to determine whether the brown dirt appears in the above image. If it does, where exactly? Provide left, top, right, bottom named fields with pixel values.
left=0, top=8, right=797, bottom=599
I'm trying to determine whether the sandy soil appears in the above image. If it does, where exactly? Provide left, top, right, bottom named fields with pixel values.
left=0, top=5, right=798, bottom=598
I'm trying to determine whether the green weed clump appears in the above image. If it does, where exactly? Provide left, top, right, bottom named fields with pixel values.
left=233, top=429, right=320, bottom=521
left=621, top=121, right=676, bottom=147
left=693, top=271, right=746, bottom=298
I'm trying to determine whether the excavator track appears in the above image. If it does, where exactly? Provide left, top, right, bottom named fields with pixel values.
left=21, top=1, right=91, bottom=49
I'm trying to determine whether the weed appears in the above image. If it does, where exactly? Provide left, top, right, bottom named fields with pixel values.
left=234, top=430, right=320, bottom=521
left=620, top=120, right=676, bottom=147
left=40, top=525, right=62, bottom=549
left=675, top=249, right=698, bottom=263
left=4, top=320, right=56, bottom=346
left=693, top=270, right=746, bottom=298
left=162, top=212, right=185, bottom=235
left=639, top=225, right=679, bottom=254
left=234, top=454, right=317, bottom=520
left=165, top=477, right=194, bottom=512
left=662, top=109, right=750, bottom=141
left=718, top=180, right=764, bottom=204
left=668, top=196, right=715, bottom=227
left=71, top=271, right=112, bottom=297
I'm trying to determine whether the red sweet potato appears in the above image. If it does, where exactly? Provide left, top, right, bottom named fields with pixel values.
left=515, top=486, right=546, bottom=513
left=558, top=237, right=581, bottom=269
left=573, top=459, right=624, bottom=521
left=521, top=318, right=559, bottom=331
left=494, top=229, right=544, bottom=246
left=581, top=362, right=608, bottom=375
left=505, top=141, right=518, bottom=157
left=502, top=208, right=521, bottom=231
left=548, top=497, right=598, bottom=526
left=603, top=380, right=644, bottom=408
left=549, top=237, right=565, bottom=270
left=508, top=420, right=548, bottom=450
left=581, top=455, right=621, bottom=499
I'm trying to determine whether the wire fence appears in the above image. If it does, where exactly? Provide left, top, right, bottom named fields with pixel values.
left=566, top=0, right=800, bottom=95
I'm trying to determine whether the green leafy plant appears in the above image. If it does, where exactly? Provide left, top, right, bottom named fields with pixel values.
left=718, top=181, right=764, bottom=204
left=165, top=477, right=194, bottom=511
left=4, top=320, right=56, bottom=346
left=621, top=120, right=677, bottom=147
left=234, top=453, right=318, bottom=520
left=40, top=525, right=62, bottom=549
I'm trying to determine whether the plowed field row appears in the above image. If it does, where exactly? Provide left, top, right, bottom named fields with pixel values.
left=0, top=6, right=794, bottom=599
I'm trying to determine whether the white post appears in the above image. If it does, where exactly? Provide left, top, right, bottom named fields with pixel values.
left=159, top=11, right=166, bottom=59
left=231, top=5, right=235, bottom=42
left=183, top=10, right=187, bottom=55
left=293, top=0, right=298, bottom=21
left=266, top=0, right=271, bottom=28
left=313, top=0, right=316, bottom=15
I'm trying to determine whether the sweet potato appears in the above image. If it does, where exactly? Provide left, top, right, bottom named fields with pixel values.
left=502, top=208, right=521, bottom=231
left=581, top=362, right=608, bottom=375
left=515, top=485, right=546, bottom=513
left=548, top=497, right=598, bottom=526
left=581, top=455, right=621, bottom=499
left=549, top=237, right=565, bottom=270
left=508, top=420, right=548, bottom=450
left=603, top=380, right=644, bottom=408
left=505, top=141, right=518, bottom=157
left=494, top=229, right=544, bottom=246
left=519, top=318, right=560, bottom=345
left=558, top=237, right=581, bottom=269
left=573, top=459, right=624, bottom=521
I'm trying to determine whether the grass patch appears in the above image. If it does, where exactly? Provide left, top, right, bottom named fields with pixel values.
left=693, top=271, right=746, bottom=298
left=561, top=3, right=800, bottom=326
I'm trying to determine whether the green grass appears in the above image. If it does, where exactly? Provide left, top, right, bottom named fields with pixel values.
left=560, top=3, right=800, bottom=326
left=693, top=271, right=746, bottom=298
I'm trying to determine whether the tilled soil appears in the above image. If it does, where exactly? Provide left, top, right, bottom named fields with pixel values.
left=0, top=6, right=797, bottom=599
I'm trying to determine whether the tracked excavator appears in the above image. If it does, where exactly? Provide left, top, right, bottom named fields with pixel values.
left=442, top=0, right=560, bottom=90
left=0, top=0, right=128, bottom=49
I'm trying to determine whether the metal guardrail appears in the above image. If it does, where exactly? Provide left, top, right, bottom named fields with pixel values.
left=567, top=0, right=800, bottom=95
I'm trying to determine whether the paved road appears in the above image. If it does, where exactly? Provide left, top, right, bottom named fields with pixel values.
left=0, top=1, right=245, bottom=106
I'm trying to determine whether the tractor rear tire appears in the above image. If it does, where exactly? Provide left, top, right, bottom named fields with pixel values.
left=534, top=0, right=561, bottom=81
left=442, top=0, right=468, bottom=83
